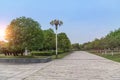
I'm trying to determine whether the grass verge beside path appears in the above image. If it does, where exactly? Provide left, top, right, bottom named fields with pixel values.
left=89, top=51, right=120, bottom=62
left=52, top=51, right=73, bottom=59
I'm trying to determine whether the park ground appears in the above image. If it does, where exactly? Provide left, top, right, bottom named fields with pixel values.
left=0, top=51, right=120, bottom=80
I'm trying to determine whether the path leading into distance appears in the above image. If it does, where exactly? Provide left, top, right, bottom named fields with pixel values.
left=0, top=51, right=120, bottom=80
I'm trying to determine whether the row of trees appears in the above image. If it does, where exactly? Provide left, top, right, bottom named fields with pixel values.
left=43, top=29, right=71, bottom=51
left=82, top=28, right=120, bottom=51
left=71, top=43, right=81, bottom=51
left=0, top=16, right=71, bottom=55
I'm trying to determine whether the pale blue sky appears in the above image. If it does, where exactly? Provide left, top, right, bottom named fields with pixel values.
left=0, top=0, right=120, bottom=44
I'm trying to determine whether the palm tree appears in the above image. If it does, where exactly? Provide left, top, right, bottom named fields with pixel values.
left=50, top=19, right=63, bottom=58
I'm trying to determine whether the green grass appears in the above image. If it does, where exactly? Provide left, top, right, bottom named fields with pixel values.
left=52, top=51, right=73, bottom=59
left=90, top=52, right=120, bottom=62
left=101, top=54, right=120, bottom=62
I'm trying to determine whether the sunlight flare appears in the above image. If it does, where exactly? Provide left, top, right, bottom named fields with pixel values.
left=0, top=28, right=6, bottom=41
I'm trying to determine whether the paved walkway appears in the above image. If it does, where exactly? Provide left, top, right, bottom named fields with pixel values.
left=0, top=51, right=120, bottom=80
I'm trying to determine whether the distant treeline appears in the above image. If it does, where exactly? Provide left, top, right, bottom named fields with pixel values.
left=81, top=28, right=120, bottom=51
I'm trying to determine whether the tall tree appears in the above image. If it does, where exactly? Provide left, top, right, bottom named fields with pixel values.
left=5, top=16, right=44, bottom=54
left=58, top=33, right=71, bottom=52
left=43, top=28, right=55, bottom=50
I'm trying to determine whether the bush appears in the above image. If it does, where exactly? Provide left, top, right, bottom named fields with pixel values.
left=31, top=50, right=64, bottom=56
left=31, top=51, right=53, bottom=56
left=52, top=50, right=64, bottom=55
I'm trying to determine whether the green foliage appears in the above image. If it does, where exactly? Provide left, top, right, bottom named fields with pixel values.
left=0, top=41, right=7, bottom=53
left=31, top=51, right=53, bottom=56
left=101, top=54, right=120, bottom=62
left=0, top=53, right=47, bottom=58
left=43, top=28, right=55, bottom=50
left=52, top=51, right=72, bottom=59
left=53, top=50, right=64, bottom=54
left=82, top=28, right=120, bottom=50
left=72, top=43, right=80, bottom=50
left=0, top=17, right=71, bottom=57
left=5, top=16, right=44, bottom=51
left=58, top=32, right=71, bottom=51
left=105, top=29, right=120, bottom=49
left=91, top=52, right=120, bottom=62
left=50, top=19, right=63, bottom=30
left=31, top=50, right=64, bottom=56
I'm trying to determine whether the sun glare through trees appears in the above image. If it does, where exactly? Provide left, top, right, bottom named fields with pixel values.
left=0, top=28, right=6, bottom=41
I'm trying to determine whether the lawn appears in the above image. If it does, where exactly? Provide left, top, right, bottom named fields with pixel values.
left=52, top=51, right=73, bottom=59
left=90, top=52, right=120, bottom=62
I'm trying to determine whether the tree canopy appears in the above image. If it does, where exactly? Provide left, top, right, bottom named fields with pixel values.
left=50, top=19, right=63, bottom=30
left=0, top=17, right=71, bottom=56
left=43, top=28, right=55, bottom=50
left=58, top=32, right=71, bottom=51
left=72, top=43, right=80, bottom=50
left=5, top=16, right=44, bottom=51
left=82, top=28, right=120, bottom=50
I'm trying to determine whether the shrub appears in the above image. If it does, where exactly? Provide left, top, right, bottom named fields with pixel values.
left=31, top=51, right=53, bottom=56
left=31, top=50, right=64, bottom=56
left=52, top=50, right=64, bottom=55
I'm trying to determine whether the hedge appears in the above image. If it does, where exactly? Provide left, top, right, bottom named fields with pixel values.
left=31, top=50, right=64, bottom=56
left=31, top=51, right=52, bottom=56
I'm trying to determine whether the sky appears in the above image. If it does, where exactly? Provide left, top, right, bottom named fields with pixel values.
left=0, top=0, right=120, bottom=44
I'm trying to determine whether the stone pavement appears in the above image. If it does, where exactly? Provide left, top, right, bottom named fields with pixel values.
left=0, top=51, right=120, bottom=80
